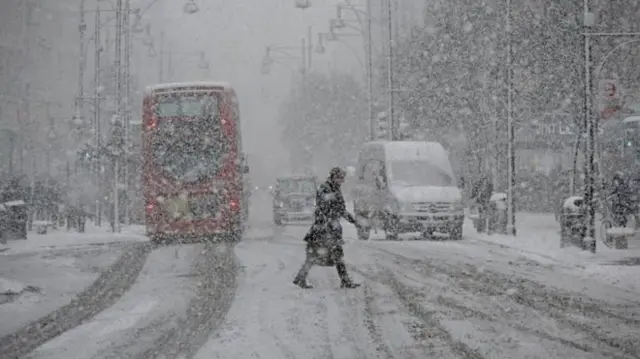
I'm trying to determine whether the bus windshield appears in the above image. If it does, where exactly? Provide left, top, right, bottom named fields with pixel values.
left=150, top=93, right=227, bottom=182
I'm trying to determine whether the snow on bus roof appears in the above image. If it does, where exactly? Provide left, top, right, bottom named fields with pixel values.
left=277, top=174, right=316, bottom=181
left=145, top=81, right=233, bottom=94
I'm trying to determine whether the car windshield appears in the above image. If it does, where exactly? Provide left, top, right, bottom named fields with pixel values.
left=390, top=160, right=454, bottom=187
left=277, top=178, right=316, bottom=194
left=150, top=93, right=227, bottom=182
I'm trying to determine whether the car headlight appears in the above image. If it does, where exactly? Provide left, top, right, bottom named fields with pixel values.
left=451, top=201, right=465, bottom=211
left=387, top=201, right=411, bottom=213
left=400, top=201, right=413, bottom=212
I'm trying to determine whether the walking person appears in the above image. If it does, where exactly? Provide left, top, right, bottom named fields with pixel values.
left=293, top=167, right=361, bottom=289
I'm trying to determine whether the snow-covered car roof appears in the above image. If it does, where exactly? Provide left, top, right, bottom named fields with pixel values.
left=623, top=116, right=640, bottom=124
left=563, top=196, right=584, bottom=209
left=276, top=175, right=316, bottom=181
left=3, top=200, right=26, bottom=207
left=362, top=140, right=454, bottom=177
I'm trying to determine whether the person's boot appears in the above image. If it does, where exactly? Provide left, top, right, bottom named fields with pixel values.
left=340, top=278, right=361, bottom=289
left=293, top=276, right=313, bottom=289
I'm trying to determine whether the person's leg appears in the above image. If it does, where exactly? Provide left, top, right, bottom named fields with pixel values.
left=294, top=244, right=315, bottom=288
left=332, top=245, right=360, bottom=288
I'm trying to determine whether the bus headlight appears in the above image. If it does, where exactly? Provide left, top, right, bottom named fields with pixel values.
left=451, top=201, right=465, bottom=211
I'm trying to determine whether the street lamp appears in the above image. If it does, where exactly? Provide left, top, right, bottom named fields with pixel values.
left=295, top=0, right=311, bottom=10
left=198, top=51, right=210, bottom=70
left=130, top=8, right=144, bottom=33
left=183, top=0, right=199, bottom=14
left=315, top=33, right=326, bottom=54
left=323, top=0, right=376, bottom=141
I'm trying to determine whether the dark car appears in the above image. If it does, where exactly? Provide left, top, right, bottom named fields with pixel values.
left=272, top=175, right=318, bottom=226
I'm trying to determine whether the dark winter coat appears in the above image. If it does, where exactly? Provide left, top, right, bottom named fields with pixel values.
left=471, top=176, right=493, bottom=205
left=303, top=180, right=356, bottom=244
left=610, top=176, right=634, bottom=214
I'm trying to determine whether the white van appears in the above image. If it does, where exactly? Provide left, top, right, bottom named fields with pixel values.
left=352, top=141, right=464, bottom=240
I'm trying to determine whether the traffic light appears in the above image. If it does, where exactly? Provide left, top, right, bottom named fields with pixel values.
left=375, top=112, right=389, bottom=140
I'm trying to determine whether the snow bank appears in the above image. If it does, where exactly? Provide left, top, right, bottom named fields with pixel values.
left=470, top=212, right=640, bottom=293
left=0, top=278, right=26, bottom=295
left=0, top=223, right=148, bottom=255
left=606, top=227, right=636, bottom=236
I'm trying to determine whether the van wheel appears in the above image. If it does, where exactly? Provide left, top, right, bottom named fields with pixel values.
left=450, top=224, right=463, bottom=241
left=383, top=218, right=400, bottom=241
left=357, top=223, right=370, bottom=240
left=273, top=215, right=284, bottom=226
left=421, top=229, right=435, bottom=240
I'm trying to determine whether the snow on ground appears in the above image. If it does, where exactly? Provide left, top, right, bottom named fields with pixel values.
left=244, top=216, right=640, bottom=358
left=0, top=277, right=28, bottom=295
left=467, top=212, right=640, bottom=293
left=26, top=244, right=202, bottom=359
left=192, top=220, right=638, bottom=358
left=194, top=238, right=406, bottom=359
left=0, top=243, right=125, bottom=337
left=0, top=223, right=148, bottom=255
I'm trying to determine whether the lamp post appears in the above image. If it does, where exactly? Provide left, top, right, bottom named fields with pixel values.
left=261, top=42, right=310, bottom=77
left=506, top=0, right=516, bottom=236
left=386, top=0, right=395, bottom=140
left=333, top=1, right=375, bottom=141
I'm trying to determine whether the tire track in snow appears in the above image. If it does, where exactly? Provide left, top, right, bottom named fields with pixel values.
left=361, top=284, right=397, bottom=359
left=0, top=242, right=151, bottom=359
left=372, top=248, right=640, bottom=359
left=327, top=284, right=377, bottom=359
left=132, top=242, right=238, bottom=359
left=278, top=245, right=336, bottom=359
left=260, top=255, right=298, bottom=359
left=352, top=267, right=485, bottom=359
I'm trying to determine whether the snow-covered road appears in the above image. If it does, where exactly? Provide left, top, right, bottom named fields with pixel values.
left=5, top=193, right=640, bottom=358
left=192, top=225, right=640, bottom=359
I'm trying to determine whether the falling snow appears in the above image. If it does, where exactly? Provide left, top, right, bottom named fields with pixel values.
left=0, top=0, right=640, bottom=358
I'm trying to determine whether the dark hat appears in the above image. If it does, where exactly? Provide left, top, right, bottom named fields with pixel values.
left=329, top=167, right=346, bottom=179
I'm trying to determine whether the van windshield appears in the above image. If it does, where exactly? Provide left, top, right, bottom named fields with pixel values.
left=390, top=160, right=454, bottom=187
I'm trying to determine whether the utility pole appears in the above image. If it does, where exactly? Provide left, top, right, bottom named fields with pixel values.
left=583, top=0, right=595, bottom=247
left=366, top=0, right=374, bottom=140
left=159, top=30, right=165, bottom=82
left=506, top=0, right=516, bottom=236
left=386, top=0, right=395, bottom=140
left=301, top=38, right=307, bottom=77
left=93, top=5, right=102, bottom=226
left=123, top=0, right=131, bottom=226
left=76, top=0, right=86, bottom=138
left=113, top=0, right=123, bottom=233
left=307, top=26, right=313, bottom=70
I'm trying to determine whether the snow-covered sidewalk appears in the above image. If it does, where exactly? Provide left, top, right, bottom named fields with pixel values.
left=0, top=222, right=148, bottom=255
left=467, top=212, right=640, bottom=293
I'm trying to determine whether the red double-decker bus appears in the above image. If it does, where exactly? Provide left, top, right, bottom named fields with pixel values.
left=141, top=82, right=249, bottom=243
